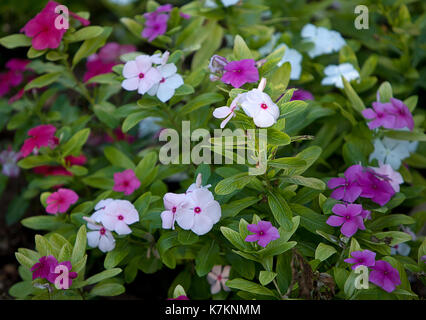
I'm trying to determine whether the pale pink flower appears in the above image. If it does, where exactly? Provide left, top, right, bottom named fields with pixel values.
left=46, top=188, right=78, bottom=214
left=121, top=55, right=162, bottom=94
left=100, top=200, right=139, bottom=235
left=160, top=193, right=188, bottom=230
left=207, top=265, right=231, bottom=294
left=147, top=63, right=183, bottom=102
left=370, top=163, right=403, bottom=192
left=113, top=169, right=141, bottom=196
left=85, top=217, right=116, bottom=253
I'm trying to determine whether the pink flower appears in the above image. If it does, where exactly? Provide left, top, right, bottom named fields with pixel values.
left=369, top=260, right=401, bottom=293
left=357, top=170, right=395, bottom=206
left=362, top=101, right=398, bottom=130
left=46, top=260, right=78, bottom=289
left=344, top=250, right=376, bottom=270
left=326, top=203, right=365, bottom=238
left=105, top=128, right=135, bottom=143
left=113, top=169, right=141, bottom=196
left=98, top=199, right=139, bottom=235
left=221, top=59, right=259, bottom=88
left=31, top=255, right=58, bottom=280
left=21, top=1, right=89, bottom=50
left=160, top=192, right=187, bottom=230
left=389, top=98, right=414, bottom=131
left=33, top=154, right=86, bottom=177
left=6, top=59, right=30, bottom=71
left=121, top=55, right=162, bottom=94
left=20, top=124, right=57, bottom=157
left=290, top=88, right=314, bottom=101
left=168, top=295, right=190, bottom=300
left=207, top=265, right=231, bottom=294
left=327, top=164, right=363, bottom=203
left=142, top=13, right=169, bottom=42
left=245, top=220, right=280, bottom=247
left=370, top=163, right=403, bottom=192
left=46, top=188, right=79, bottom=214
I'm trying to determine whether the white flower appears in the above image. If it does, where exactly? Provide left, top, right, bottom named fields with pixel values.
left=276, top=44, right=302, bottom=80
left=369, top=137, right=416, bottom=170
left=205, top=0, right=239, bottom=8
left=241, top=88, right=280, bottom=128
left=160, top=193, right=188, bottom=230
left=91, top=198, right=115, bottom=222
left=213, top=93, right=247, bottom=128
left=86, top=222, right=116, bottom=253
left=207, top=265, right=231, bottom=294
left=98, top=200, right=139, bottom=235
left=391, top=243, right=411, bottom=256
left=122, top=55, right=162, bottom=94
left=321, top=63, right=360, bottom=89
left=371, top=163, right=404, bottom=192
left=221, top=0, right=239, bottom=6
left=147, top=63, right=184, bottom=102
left=175, top=188, right=221, bottom=236
left=301, top=24, right=346, bottom=58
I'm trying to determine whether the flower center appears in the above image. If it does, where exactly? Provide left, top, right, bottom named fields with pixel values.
left=345, top=215, right=351, bottom=220
left=259, top=231, right=264, bottom=236
left=160, top=77, right=166, bottom=83
left=138, top=73, right=145, bottom=79
left=194, top=207, right=201, bottom=214
left=118, top=215, right=124, bottom=220
left=172, top=206, right=177, bottom=213
left=383, top=271, right=388, bottom=275
left=217, top=275, right=222, bottom=281
left=234, top=69, right=241, bottom=73
left=260, top=103, right=268, bottom=109
left=100, top=227, right=106, bottom=235
left=358, top=258, right=364, bottom=263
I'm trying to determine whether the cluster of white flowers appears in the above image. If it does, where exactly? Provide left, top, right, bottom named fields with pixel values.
left=160, top=174, right=221, bottom=236
left=84, top=199, right=139, bottom=252
left=301, top=24, right=346, bottom=58
left=121, top=51, right=184, bottom=102
left=369, top=137, right=418, bottom=170
left=321, top=63, right=360, bottom=89
left=213, top=78, right=279, bottom=128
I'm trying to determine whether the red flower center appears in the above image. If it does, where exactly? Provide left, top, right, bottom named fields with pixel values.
left=100, top=227, right=106, bottom=235
left=160, top=77, right=166, bottom=83
left=259, top=231, right=264, bottom=236
left=194, top=207, right=201, bottom=214
left=139, top=73, right=145, bottom=79
left=345, top=215, right=351, bottom=220
left=118, top=215, right=124, bottom=220
left=217, top=275, right=222, bottom=281
left=172, top=206, right=177, bottom=213
left=261, top=103, right=268, bottom=109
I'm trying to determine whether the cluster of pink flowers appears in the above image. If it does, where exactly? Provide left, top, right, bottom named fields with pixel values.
left=21, top=1, right=90, bottom=50
left=31, top=255, right=78, bottom=289
left=142, top=4, right=190, bottom=42
left=84, top=42, right=136, bottom=83
left=0, top=58, right=33, bottom=103
left=344, top=250, right=401, bottom=293
left=209, top=55, right=259, bottom=88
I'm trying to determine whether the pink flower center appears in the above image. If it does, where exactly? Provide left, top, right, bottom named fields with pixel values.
left=234, top=69, right=242, bottom=73
left=345, top=215, right=351, bottom=220
left=160, top=77, right=166, bottom=83
left=100, top=227, right=106, bottom=235
left=139, top=73, right=145, bottom=79
left=384, top=271, right=388, bottom=275
left=172, top=206, right=177, bottom=213
left=260, top=103, right=268, bottom=109
left=358, top=258, right=364, bottom=263
left=118, top=215, right=124, bottom=220
left=217, top=275, right=222, bottom=281
left=194, top=207, right=201, bottom=214
left=259, top=231, right=264, bottom=236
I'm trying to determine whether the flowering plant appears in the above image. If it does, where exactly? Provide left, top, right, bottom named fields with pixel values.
left=0, top=0, right=425, bottom=300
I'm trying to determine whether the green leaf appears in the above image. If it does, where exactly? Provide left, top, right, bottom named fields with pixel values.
left=290, top=203, right=335, bottom=234
left=259, top=271, right=277, bottom=286
left=18, top=155, right=52, bottom=169
left=179, top=92, right=224, bottom=115
left=85, top=268, right=122, bottom=285
left=94, top=102, right=119, bottom=129
left=178, top=230, right=199, bottom=245
left=267, top=129, right=291, bottom=146
left=21, top=216, right=66, bottom=231
left=104, top=245, right=130, bottom=269
left=233, top=35, right=253, bottom=60
left=367, top=214, right=415, bottom=231
left=281, top=176, right=325, bottom=190
left=61, top=128, right=90, bottom=157
left=220, top=226, right=248, bottom=251
left=267, top=192, right=293, bottom=230
left=104, top=146, right=135, bottom=170
left=71, top=225, right=87, bottom=265
left=67, top=26, right=104, bottom=42
left=9, top=281, right=34, bottom=298
left=378, top=82, right=393, bottom=102
left=373, top=231, right=412, bottom=246
left=90, top=283, right=125, bottom=296
left=258, top=240, right=297, bottom=258
left=120, top=18, right=143, bottom=38
left=384, top=130, right=426, bottom=142
left=342, top=77, right=365, bottom=113
left=270, top=62, right=291, bottom=99
left=268, top=157, right=306, bottom=170
left=24, top=72, right=61, bottom=91
left=122, top=111, right=150, bottom=133
left=215, top=172, right=257, bottom=195
left=222, top=196, right=260, bottom=218
left=0, top=34, right=31, bottom=48
left=315, top=243, right=337, bottom=261
left=195, top=241, right=219, bottom=277
left=278, top=100, right=307, bottom=118
left=73, top=27, right=112, bottom=66
left=226, top=278, right=274, bottom=297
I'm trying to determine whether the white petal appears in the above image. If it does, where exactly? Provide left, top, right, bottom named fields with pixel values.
left=191, top=214, right=213, bottom=235
left=213, top=107, right=232, bottom=119
left=204, top=201, right=221, bottom=224
left=210, top=281, right=221, bottom=295
left=156, top=84, right=175, bottom=102
left=122, top=77, right=139, bottom=91
left=147, top=83, right=159, bottom=96
left=115, top=221, right=132, bottom=235
left=135, top=55, right=153, bottom=73
left=161, top=210, right=174, bottom=229
left=253, top=111, right=276, bottom=128
left=159, top=63, right=177, bottom=78
left=165, top=74, right=184, bottom=89
left=87, top=231, right=100, bottom=248
left=122, top=61, right=139, bottom=78
left=175, top=209, right=194, bottom=230
left=99, top=233, right=116, bottom=252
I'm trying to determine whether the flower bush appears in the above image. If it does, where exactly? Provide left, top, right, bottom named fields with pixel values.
left=0, top=0, right=425, bottom=300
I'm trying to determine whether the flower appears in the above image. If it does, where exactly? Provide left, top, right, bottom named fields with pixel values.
left=360, top=209, right=371, bottom=220
left=221, top=0, right=240, bottom=6
left=168, top=295, right=190, bottom=300
left=20, top=124, right=57, bottom=157
left=301, top=24, right=346, bottom=58
left=321, top=63, right=360, bottom=89
left=362, top=101, right=398, bottom=130
left=213, top=92, right=247, bottom=128
left=369, top=260, right=401, bottom=293
left=369, top=137, right=417, bottom=170
left=142, top=12, right=169, bottom=42
left=113, top=169, right=141, bottom=196
left=21, top=1, right=89, bottom=50
left=241, top=88, right=280, bottom=128
left=86, top=220, right=116, bottom=253
left=98, top=199, right=139, bottom=235
left=33, top=154, right=87, bottom=177
left=370, top=163, right=403, bottom=192
left=175, top=188, right=221, bottom=236
left=221, top=59, right=259, bottom=88
left=326, top=203, right=365, bottom=238
left=147, top=63, right=184, bottom=102
left=122, top=55, right=162, bottom=94
left=327, top=164, right=363, bottom=203
left=31, top=255, right=58, bottom=280
left=6, top=59, right=30, bottom=72
left=46, top=260, right=78, bottom=289
left=209, top=55, right=229, bottom=81
left=245, top=220, right=280, bottom=247
left=391, top=243, right=411, bottom=256
left=105, top=128, right=135, bottom=144
left=46, top=188, right=79, bottom=214
left=0, top=148, right=21, bottom=177
left=290, top=88, right=314, bottom=101
left=344, top=250, right=376, bottom=270
left=357, top=170, right=395, bottom=206
left=276, top=44, right=302, bottom=80
left=207, top=265, right=231, bottom=294
left=388, top=98, right=414, bottom=131
left=160, top=192, right=187, bottom=230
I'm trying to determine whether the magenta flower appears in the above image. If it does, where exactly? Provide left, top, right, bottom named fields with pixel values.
left=46, top=260, right=78, bottom=289
left=326, top=203, right=365, bottom=238
left=142, top=13, right=169, bottom=42
left=245, top=220, right=280, bottom=247
left=21, top=1, right=89, bottom=50
left=113, top=169, right=141, bottom=195
left=344, top=250, right=376, bottom=270
left=6, top=59, right=30, bottom=72
left=369, top=260, right=401, bottom=293
left=389, top=98, right=414, bottom=131
left=221, top=59, right=259, bottom=88
left=20, top=124, right=57, bottom=157
left=327, top=165, right=363, bottom=203
left=360, top=209, right=371, bottom=220
left=168, top=295, right=190, bottom=300
left=46, top=188, right=79, bottom=214
left=31, top=255, right=58, bottom=280
left=362, top=101, right=397, bottom=130
left=290, top=88, right=314, bottom=101
left=357, top=171, right=395, bottom=206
